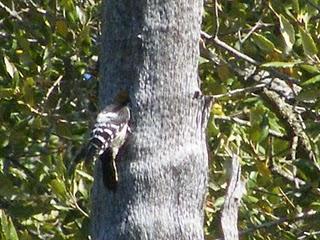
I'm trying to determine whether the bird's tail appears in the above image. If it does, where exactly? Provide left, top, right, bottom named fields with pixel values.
left=100, top=148, right=118, bottom=191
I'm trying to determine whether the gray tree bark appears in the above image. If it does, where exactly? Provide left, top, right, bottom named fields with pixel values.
left=92, top=1, right=211, bottom=239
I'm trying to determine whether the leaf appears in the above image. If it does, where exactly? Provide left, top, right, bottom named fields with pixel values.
left=279, top=14, right=295, bottom=53
left=20, top=230, right=33, bottom=240
left=55, top=154, right=66, bottom=177
left=212, top=103, right=224, bottom=116
left=292, top=0, right=299, bottom=14
left=50, top=179, right=67, bottom=199
left=259, top=114, right=270, bottom=142
left=249, top=123, right=269, bottom=143
left=249, top=108, right=269, bottom=143
left=301, top=74, right=320, bottom=86
left=299, top=27, right=318, bottom=56
left=207, top=117, right=219, bottom=137
left=297, top=88, right=320, bottom=101
left=61, top=0, right=75, bottom=12
left=245, top=195, right=259, bottom=204
left=6, top=217, right=19, bottom=240
left=55, top=19, right=68, bottom=38
left=256, top=161, right=271, bottom=176
left=22, top=77, right=35, bottom=106
left=261, top=61, right=300, bottom=68
left=0, top=88, right=15, bottom=98
left=16, top=30, right=31, bottom=53
left=250, top=105, right=265, bottom=125
left=213, top=197, right=225, bottom=208
left=0, top=174, right=15, bottom=196
left=3, top=56, right=18, bottom=79
left=258, top=200, right=272, bottom=213
left=76, top=170, right=94, bottom=181
left=300, top=64, right=320, bottom=74
left=217, top=64, right=233, bottom=81
left=252, top=33, right=276, bottom=53
left=76, top=6, right=86, bottom=25
left=0, top=210, right=19, bottom=240
left=55, top=121, right=72, bottom=138
left=268, top=115, right=285, bottom=134
left=77, top=178, right=89, bottom=198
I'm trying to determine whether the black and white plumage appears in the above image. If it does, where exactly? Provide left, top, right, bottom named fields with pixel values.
left=87, top=103, right=130, bottom=190
left=86, top=104, right=130, bottom=162
left=70, top=100, right=130, bottom=191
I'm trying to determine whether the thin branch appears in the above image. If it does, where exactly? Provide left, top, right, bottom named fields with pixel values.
left=44, top=75, right=63, bottom=101
left=298, top=230, right=320, bottom=240
left=17, top=100, right=48, bottom=117
left=201, top=32, right=300, bottom=85
left=290, top=136, right=299, bottom=187
left=271, top=164, right=320, bottom=195
left=6, top=157, right=50, bottom=194
left=214, top=36, right=300, bottom=84
left=239, top=210, right=319, bottom=236
left=252, top=187, right=281, bottom=197
left=278, top=187, right=295, bottom=209
left=70, top=194, right=89, bottom=218
left=290, top=136, right=298, bottom=162
left=7, top=157, right=37, bottom=180
left=0, top=1, right=22, bottom=21
left=209, top=83, right=266, bottom=100
left=218, top=22, right=274, bottom=37
left=213, top=37, right=259, bottom=65
left=263, top=89, right=319, bottom=171
left=213, top=0, right=220, bottom=37
left=240, top=19, right=263, bottom=44
left=214, top=115, right=286, bottom=139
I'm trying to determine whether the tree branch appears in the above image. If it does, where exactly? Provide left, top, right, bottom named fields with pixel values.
left=270, top=164, right=320, bottom=196
left=214, top=115, right=286, bottom=139
left=239, top=210, right=319, bottom=236
left=213, top=0, right=220, bottom=38
left=240, top=19, right=263, bottom=44
left=0, top=1, right=22, bottom=21
left=201, top=32, right=300, bottom=85
left=209, top=83, right=266, bottom=100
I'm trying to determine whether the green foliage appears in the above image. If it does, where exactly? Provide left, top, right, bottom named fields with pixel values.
left=1, top=0, right=320, bottom=239
left=202, top=0, right=320, bottom=239
left=0, top=0, right=100, bottom=238
left=0, top=210, right=18, bottom=240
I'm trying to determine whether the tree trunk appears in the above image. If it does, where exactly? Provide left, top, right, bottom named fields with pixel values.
left=92, top=1, right=210, bottom=239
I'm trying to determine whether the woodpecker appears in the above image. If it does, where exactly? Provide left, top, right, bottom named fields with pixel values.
left=70, top=92, right=131, bottom=191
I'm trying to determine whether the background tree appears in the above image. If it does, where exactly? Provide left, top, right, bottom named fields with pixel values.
left=0, top=0, right=320, bottom=239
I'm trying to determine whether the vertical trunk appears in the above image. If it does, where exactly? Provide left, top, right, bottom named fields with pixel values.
left=92, top=1, right=210, bottom=239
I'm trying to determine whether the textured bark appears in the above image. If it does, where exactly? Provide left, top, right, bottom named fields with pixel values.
left=92, top=1, right=209, bottom=239
left=220, top=155, right=245, bottom=240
